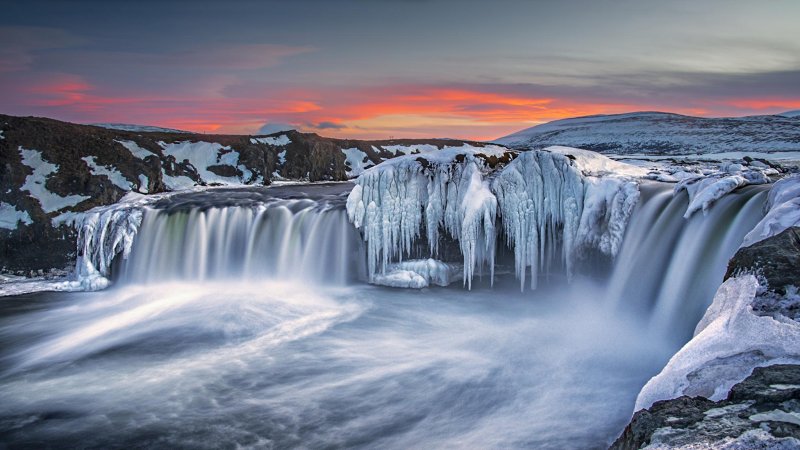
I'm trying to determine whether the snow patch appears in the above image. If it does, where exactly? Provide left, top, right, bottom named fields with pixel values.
left=19, top=147, right=90, bottom=213
left=0, top=202, right=32, bottom=229
left=342, top=147, right=373, bottom=177
left=82, top=156, right=132, bottom=190
left=251, top=135, right=291, bottom=146
left=116, top=140, right=155, bottom=159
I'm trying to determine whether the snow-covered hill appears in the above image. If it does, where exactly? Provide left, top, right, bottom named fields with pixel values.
left=90, top=123, right=191, bottom=133
left=779, top=110, right=800, bottom=118
left=495, top=111, right=800, bottom=155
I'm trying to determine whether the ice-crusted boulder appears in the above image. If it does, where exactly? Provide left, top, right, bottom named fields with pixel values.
left=346, top=145, right=643, bottom=290
left=371, top=259, right=462, bottom=288
left=635, top=275, right=800, bottom=411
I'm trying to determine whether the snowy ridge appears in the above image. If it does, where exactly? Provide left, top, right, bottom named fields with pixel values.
left=346, top=145, right=643, bottom=290
left=495, top=111, right=800, bottom=156
left=91, top=123, right=190, bottom=133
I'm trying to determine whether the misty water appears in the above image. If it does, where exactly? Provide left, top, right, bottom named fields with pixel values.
left=0, top=183, right=767, bottom=448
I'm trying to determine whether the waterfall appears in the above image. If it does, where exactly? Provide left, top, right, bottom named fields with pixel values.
left=605, top=182, right=768, bottom=339
left=116, top=198, right=367, bottom=285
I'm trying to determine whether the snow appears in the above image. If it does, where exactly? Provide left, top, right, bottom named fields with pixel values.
left=742, top=174, right=800, bottom=246
left=0, top=130, right=4, bottom=139
left=0, top=202, right=32, bottom=229
left=19, top=147, right=90, bottom=213
left=635, top=275, right=800, bottom=411
left=371, top=259, right=462, bottom=288
left=546, top=145, right=649, bottom=177
left=779, top=110, right=800, bottom=118
left=92, top=123, right=189, bottom=133
left=82, top=156, right=132, bottom=190
left=251, top=135, right=291, bottom=146
left=278, top=149, right=287, bottom=165
left=342, top=147, right=373, bottom=177
left=138, top=174, right=149, bottom=193
left=381, top=144, right=439, bottom=156
left=749, top=410, right=800, bottom=426
left=495, top=111, right=800, bottom=156
left=676, top=175, right=748, bottom=218
left=159, top=141, right=250, bottom=187
left=116, top=140, right=155, bottom=159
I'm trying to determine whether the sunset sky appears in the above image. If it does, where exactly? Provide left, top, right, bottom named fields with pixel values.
left=2, top=0, right=799, bottom=140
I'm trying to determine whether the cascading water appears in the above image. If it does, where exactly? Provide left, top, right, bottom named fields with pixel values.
left=0, top=172, right=776, bottom=448
left=120, top=199, right=366, bottom=285
left=605, top=182, right=768, bottom=339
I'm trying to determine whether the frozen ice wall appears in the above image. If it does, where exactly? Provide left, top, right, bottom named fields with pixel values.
left=346, top=146, right=643, bottom=290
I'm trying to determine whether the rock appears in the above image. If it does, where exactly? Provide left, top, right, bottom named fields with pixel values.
left=726, top=226, right=800, bottom=294
left=611, top=365, right=800, bottom=449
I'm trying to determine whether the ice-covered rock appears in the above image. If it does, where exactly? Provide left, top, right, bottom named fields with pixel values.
left=635, top=275, right=800, bottom=411
left=742, top=174, right=800, bottom=247
left=371, top=259, right=462, bottom=288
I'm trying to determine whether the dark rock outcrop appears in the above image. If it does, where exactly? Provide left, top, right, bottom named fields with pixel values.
left=611, top=365, right=800, bottom=449
left=726, top=226, right=800, bottom=294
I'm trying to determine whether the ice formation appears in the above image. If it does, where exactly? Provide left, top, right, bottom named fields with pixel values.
left=346, top=146, right=643, bottom=290
left=371, top=259, right=462, bottom=288
left=742, top=174, right=800, bottom=247
left=53, top=193, right=153, bottom=290
left=346, top=146, right=502, bottom=289
left=635, top=275, right=800, bottom=411
left=676, top=167, right=769, bottom=218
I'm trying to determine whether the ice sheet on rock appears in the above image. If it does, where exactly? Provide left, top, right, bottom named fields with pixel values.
left=676, top=175, right=748, bottom=218
left=250, top=135, right=291, bottom=146
left=635, top=275, right=800, bottom=411
left=371, top=259, right=463, bottom=288
left=19, top=147, right=90, bottom=213
left=159, top=141, right=248, bottom=186
left=0, top=202, right=33, bottom=229
left=743, top=174, right=800, bottom=246
left=82, top=156, right=133, bottom=190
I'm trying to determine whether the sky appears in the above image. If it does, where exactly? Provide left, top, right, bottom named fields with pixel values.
left=1, top=0, right=799, bottom=140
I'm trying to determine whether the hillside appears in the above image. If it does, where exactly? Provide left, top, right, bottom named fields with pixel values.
left=495, top=111, right=800, bottom=155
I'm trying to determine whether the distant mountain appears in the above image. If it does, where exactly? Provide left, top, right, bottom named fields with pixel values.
left=495, top=111, right=800, bottom=155
left=90, top=123, right=191, bottom=133
left=779, top=110, right=800, bottom=118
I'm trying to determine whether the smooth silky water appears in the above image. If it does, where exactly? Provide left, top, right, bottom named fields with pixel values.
left=0, top=182, right=767, bottom=449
